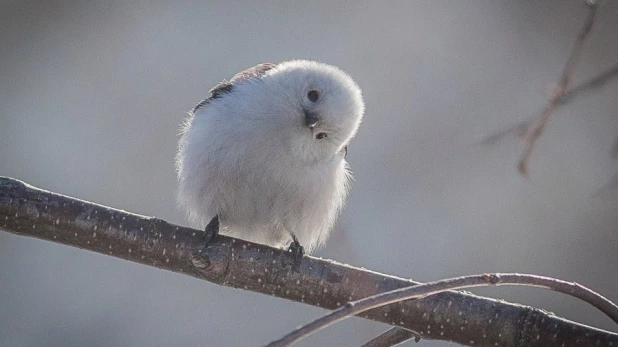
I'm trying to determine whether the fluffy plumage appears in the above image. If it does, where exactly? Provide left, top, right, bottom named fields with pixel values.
left=176, top=60, right=364, bottom=253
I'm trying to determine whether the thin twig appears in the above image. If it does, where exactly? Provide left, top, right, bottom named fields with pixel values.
left=266, top=273, right=618, bottom=347
left=556, top=3, right=598, bottom=90
left=559, top=63, right=618, bottom=105
left=361, top=328, right=420, bottom=347
left=518, top=1, right=599, bottom=177
left=481, top=62, right=618, bottom=148
left=612, top=134, right=618, bottom=159
left=480, top=119, right=532, bottom=146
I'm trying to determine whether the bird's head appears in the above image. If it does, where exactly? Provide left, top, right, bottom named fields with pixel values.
left=194, top=60, right=364, bottom=163
left=259, top=60, right=365, bottom=161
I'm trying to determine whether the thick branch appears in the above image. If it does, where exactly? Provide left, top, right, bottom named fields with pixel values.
left=1, top=177, right=617, bottom=347
left=268, top=274, right=618, bottom=346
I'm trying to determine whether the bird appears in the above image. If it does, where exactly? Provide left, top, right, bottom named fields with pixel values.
left=176, top=60, right=364, bottom=256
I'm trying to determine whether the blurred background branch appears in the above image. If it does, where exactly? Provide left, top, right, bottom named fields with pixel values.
left=481, top=62, right=618, bottom=148
left=480, top=1, right=618, bottom=177
left=519, top=1, right=599, bottom=177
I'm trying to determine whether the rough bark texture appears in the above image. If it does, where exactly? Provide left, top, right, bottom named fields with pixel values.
left=1, top=177, right=616, bottom=347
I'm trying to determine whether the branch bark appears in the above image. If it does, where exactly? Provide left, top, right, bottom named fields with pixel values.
left=1, top=177, right=617, bottom=347
left=268, top=274, right=618, bottom=346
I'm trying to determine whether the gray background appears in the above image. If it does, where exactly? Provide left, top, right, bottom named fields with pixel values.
left=1, top=1, right=617, bottom=346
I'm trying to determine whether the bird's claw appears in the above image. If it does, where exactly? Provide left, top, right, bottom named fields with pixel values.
left=288, top=236, right=305, bottom=263
left=201, top=216, right=219, bottom=252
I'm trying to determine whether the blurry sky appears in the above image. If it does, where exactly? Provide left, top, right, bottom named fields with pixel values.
left=1, top=1, right=617, bottom=346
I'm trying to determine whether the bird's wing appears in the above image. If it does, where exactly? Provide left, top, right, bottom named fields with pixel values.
left=227, top=63, right=277, bottom=85
left=193, top=63, right=277, bottom=113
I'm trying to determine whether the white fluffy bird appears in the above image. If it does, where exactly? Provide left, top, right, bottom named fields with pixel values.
left=176, top=60, right=364, bottom=255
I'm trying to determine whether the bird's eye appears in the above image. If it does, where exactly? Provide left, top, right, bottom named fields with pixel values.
left=316, top=132, right=328, bottom=140
left=307, top=90, right=319, bottom=102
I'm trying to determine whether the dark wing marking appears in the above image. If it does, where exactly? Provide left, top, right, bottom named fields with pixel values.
left=192, top=63, right=277, bottom=113
left=228, top=63, right=277, bottom=84
left=209, top=82, right=234, bottom=99
left=344, top=145, right=348, bottom=157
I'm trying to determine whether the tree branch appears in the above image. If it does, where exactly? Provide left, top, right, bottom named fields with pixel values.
left=559, top=62, right=618, bottom=105
left=480, top=62, right=618, bottom=148
left=518, top=1, right=599, bottom=177
left=1, top=177, right=617, bottom=347
left=361, top=328, right=420, bottom=347
left=267, top=274, right=618, bottom=346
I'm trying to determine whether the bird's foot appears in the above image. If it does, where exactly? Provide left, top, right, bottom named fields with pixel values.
left=287, top=235, right=305, bottom=263
left=201, top=216, right=219, bottom=252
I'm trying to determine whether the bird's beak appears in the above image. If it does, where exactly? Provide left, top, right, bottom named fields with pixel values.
left=304, top=110, right=320, bottom=129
